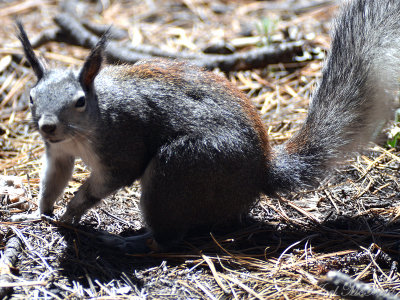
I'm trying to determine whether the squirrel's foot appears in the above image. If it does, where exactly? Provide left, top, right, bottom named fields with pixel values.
left=59, top=209, right=83, bottom=225
left=10, top=210, right=44, bottom=222
left=95, top=231, right=157, bottom=254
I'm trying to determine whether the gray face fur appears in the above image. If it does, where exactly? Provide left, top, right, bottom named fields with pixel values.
left=17, top=21, right=106, bottom=147
left=30, top=69, right=89, bottom=143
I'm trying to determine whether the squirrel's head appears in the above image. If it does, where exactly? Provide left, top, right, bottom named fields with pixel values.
left=16, top=21, right=107, bottom=144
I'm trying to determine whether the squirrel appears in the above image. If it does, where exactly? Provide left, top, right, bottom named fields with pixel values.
left=14, top=0, right=399, bottom=252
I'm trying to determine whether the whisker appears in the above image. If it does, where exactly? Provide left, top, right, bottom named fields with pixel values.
left=67, top=123, right=97, bottom=148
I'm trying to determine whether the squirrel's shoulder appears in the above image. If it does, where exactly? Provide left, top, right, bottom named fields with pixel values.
left=95, top=59, right=267, bottom=142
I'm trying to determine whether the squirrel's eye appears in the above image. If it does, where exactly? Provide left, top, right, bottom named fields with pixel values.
left=75, top=96, right=86, bottom=108
left=29, top=95, right=33, bottom=105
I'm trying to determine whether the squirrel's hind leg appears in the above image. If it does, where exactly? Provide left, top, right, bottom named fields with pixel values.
left=139, top=136, right=261, bottom=249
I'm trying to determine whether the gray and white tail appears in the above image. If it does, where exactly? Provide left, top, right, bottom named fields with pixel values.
left=270, top=0, right=400, bottom=192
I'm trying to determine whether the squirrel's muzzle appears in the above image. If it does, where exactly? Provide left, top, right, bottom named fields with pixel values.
left=38, top=114, right=59, bottom=136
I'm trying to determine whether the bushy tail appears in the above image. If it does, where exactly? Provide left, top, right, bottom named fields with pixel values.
left=270, top=0, right=400, bottom=192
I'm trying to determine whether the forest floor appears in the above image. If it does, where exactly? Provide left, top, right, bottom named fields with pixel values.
left=1, top=0, right=400, bottom=299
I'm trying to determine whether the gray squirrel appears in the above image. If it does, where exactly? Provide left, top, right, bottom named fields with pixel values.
left=15, top=0, right=400, bottom=252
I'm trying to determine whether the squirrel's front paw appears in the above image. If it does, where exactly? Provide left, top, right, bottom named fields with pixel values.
left=59, top=209, right=82, bottom=225
left=10, top=210, right=42, bottom=222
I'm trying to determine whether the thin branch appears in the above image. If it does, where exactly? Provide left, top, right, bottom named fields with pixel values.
left=25, top=13, right=307, bottom=71
left=0, top=236, right=22, bottom=298
left=320, top=271, right=400, bottom=300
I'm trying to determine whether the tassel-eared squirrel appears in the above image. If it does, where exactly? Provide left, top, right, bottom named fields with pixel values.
left=15, top=0, right=399, bottom=252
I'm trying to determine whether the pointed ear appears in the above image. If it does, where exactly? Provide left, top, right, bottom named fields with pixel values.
left=16, top=20, right=46, bottom=80
left=79, top=32, right=108, bottom=91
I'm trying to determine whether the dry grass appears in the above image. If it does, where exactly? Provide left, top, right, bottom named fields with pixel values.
left=1, top=0, right=400, bottom=299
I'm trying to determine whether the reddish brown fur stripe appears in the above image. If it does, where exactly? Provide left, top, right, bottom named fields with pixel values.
left=120, top=59, right=188, bottom=84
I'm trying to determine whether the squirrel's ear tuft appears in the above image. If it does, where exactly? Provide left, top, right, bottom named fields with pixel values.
left=79, top=31, right=109, bottom=91
left=16, top=20, right=46, bottom=80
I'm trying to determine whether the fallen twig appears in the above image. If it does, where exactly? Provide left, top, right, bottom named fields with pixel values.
left=0, top=280, right=46, bottom=288
left=250, top=0, right=337, bottom=14
left=320, top=271, right=400, bottom=300
left=25, top=13, right=306, bottom=71
left=0, top=236, right=22, bottom=298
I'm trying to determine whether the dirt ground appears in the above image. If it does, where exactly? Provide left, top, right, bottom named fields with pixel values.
left=1, top=0, right=400, bottom=299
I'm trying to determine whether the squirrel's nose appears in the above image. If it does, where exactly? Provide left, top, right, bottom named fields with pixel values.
left=40, top=123, right=57, bottom=134
left=38, top=115, right=59, bottom=135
